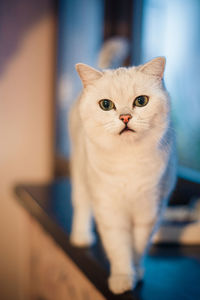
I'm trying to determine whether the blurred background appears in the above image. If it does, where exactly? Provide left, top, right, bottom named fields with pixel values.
left=0, top=0, right=200, bottom=299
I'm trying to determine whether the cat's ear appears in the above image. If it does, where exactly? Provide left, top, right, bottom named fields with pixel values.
left=75, top=63, right=103, bottom=87
left=139, top=57, right=166, bottom=79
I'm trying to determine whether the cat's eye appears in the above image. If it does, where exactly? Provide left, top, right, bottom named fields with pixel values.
left=133, top=95, right=149, bottom=107
left=99, top=99, right=115, bottom=111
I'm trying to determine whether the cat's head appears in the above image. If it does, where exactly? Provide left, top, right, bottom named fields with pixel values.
left=76, top=57, right=170, bottom=149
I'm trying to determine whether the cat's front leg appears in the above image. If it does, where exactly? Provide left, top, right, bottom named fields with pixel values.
left=70, top=177, right=94, bottom=247
left=70, top=201, right=94, bottom=247
left=99, top=225, right=135, bottom=294
left=94, top=207, right=135, bottom=294
left=132, top=221, right=155, bottom=281
left=132, top=197, right=167, bottom=281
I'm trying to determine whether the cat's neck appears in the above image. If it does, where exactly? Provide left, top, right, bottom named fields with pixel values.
left=84, top=127, right=172, bottom=179
left=86, top=129, right=165, bottom=159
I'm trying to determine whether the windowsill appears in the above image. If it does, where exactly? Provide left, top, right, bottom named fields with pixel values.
left=15, top=178, right=200, bottom=300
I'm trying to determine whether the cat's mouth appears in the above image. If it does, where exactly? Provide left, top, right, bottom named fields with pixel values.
left=119, top=125, right=135, bottom=135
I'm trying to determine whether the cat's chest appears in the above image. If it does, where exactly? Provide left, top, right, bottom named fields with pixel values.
left=112, top=155, right=164, bottom=187
left=88, top=149, right=166, bottom=191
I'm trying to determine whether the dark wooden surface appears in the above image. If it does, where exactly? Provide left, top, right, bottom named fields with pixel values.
left=15, top=178, right=200, bottom=300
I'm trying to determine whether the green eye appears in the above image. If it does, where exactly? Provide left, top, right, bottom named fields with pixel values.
left=133, top=95, right=149, bottom=107
left=99, top=99, right=115, bottom=111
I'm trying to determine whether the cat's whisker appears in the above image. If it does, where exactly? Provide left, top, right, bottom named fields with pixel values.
left=133, top=121, right=150, bottom=130
left=103, top=123, right=119, bottom=133
left=94, top=121, right=115, bottom=129
left=153, top=123, right=176, bottom=132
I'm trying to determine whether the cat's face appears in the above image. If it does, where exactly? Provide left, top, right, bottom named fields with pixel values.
left=76, top=58, right=170, bottom=148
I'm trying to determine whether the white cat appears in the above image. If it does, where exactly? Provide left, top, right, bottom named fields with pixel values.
left=69, top=57, right=177, bottom=294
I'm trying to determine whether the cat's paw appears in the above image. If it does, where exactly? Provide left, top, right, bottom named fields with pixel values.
left=70, top=231, right=95, bottom=247
left=108, top=274, right=136, bottom=294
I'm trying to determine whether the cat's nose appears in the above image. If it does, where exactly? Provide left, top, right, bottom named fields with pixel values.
left=119, top=114, right=132, bottom=124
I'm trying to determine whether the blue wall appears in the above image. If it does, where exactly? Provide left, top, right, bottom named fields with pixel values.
left=56, top=0, right=104, bottom=157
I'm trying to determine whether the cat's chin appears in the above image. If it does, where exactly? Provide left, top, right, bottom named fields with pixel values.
left=117, top=128, right=146, bottom=144
left=118, top=130, right=138, bottom=143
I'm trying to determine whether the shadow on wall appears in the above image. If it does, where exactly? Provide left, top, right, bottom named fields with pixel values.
left=0, top=0, right=56, bottom=77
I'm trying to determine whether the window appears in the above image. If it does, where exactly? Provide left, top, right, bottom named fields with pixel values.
left=141, top=0, right=200, bottom=181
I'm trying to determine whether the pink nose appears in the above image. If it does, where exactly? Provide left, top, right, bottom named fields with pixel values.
left=119, top=114, right=132, bottom=124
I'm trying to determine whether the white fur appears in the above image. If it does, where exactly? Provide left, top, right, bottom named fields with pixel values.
left=98, top=37, right=130, bottom=69
left=69, top=58, right=177, bottom=294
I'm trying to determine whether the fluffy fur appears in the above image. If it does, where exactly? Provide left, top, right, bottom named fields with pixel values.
left=98, top=37, right=130, bottom=69
left=69, top=57, right=177, bottom=294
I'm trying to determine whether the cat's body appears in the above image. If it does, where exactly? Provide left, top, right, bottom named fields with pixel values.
left=69, top=58, right=177, bottom=294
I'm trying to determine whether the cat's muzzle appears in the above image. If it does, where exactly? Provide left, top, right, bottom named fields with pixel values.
left=119, top=125, right=135, bottom=135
